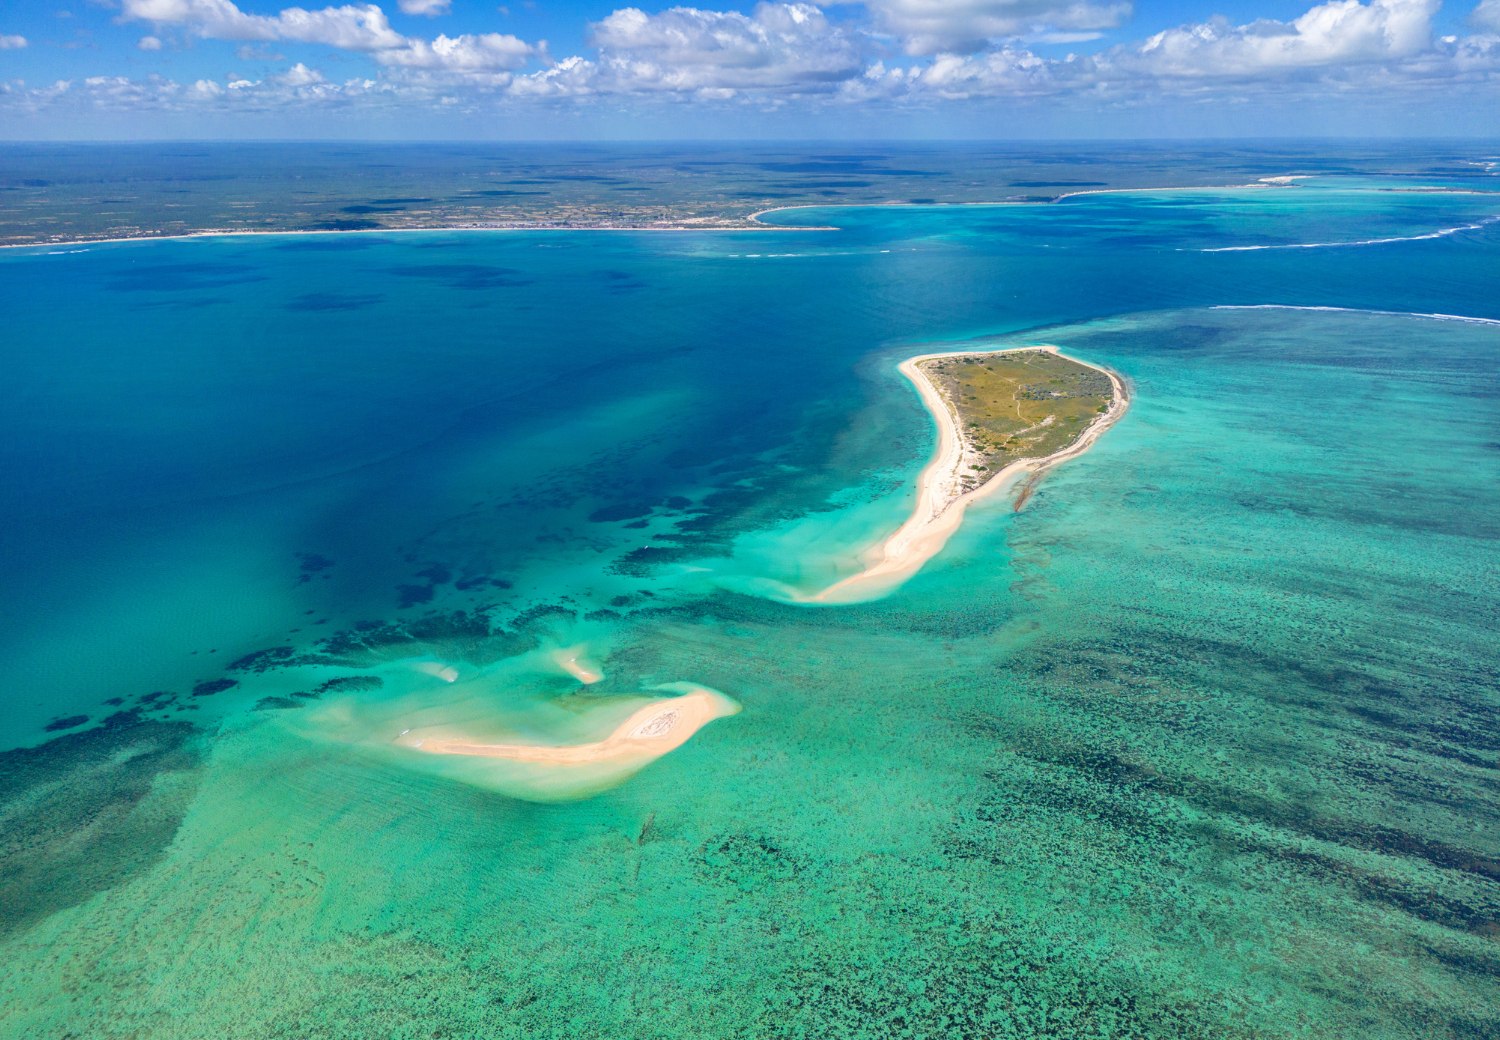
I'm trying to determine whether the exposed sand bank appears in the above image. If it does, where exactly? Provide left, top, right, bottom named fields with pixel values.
left=550, top=646, right=604, bottom=685
left=805, top=345, right=1128, bottom=605
left=394, top=685, right=739, bottom=770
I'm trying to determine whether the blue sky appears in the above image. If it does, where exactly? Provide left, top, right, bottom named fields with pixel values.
left=1, top=0, right=1498, bottom=137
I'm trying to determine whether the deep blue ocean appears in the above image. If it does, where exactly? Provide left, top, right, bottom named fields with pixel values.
left=1, top=149, right=1497, bottom=1039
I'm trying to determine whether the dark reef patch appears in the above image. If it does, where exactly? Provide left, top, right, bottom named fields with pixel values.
left=385, top=263, right=533, bottom=290
left=106, top=262, right=267, bottom=293
left=253, top=696, right=303, bottom=711
left=43, top=715, right=89, bottom=732
left=0, top=715, right=204, bottom=939
left=697, top=834, right=803, bottom=890
left=191, top=678, right=238, bottom=697
left=415, top=564, right=452, bottom=585
left=589, top=501, right=654, bottom=522
left=315, top=675, right=384, bottom=695
left=286, top=291, right=384, bottom=312
left=397, top=583, right=436, bottom=608
left=297, top=552, right=335, bottom=585
left=228, top=646, right=297, bottom=673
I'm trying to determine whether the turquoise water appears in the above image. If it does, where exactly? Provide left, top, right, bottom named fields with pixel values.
left=1, top=173, right=1497, bottom=1037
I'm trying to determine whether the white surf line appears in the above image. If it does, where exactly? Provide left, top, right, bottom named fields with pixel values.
left=1199, top=215, right=1500, bottom=252
left=747, top=180, right=1297, bottom=227
left=1213, top=304, right=1500, bottom=326
left=802, top=345, right=1129, bottom=606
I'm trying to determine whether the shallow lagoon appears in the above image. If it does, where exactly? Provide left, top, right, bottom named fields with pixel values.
left=1, top=174, right=1497, bottom=1038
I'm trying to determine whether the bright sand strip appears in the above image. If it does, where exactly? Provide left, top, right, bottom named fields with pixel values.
left=807, top=345, right=1129, bottom=605
left=550, top=646, right=604, bottom=685
left=395, top=685, right=739, bottom=769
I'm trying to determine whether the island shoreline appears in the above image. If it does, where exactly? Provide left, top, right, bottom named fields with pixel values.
left=804, top=345, right=1129, bottom=605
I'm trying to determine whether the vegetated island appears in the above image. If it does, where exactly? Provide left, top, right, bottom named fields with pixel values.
left=810, top=345, right=1128, bottom=604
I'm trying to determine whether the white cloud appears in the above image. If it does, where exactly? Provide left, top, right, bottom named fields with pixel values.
left=848, top=46, right=1058, bottom=99
left=398, top=0, right=452, bottom=14
left=1119, top=0, right=1439, bottom=78
left=138, top=35, right=164, bottom=50
left=122, top=0, right=537, bottom=78
left=0, top=34, right=27, bottom=49
left=848, top=0, right=1131, bottom=55
left=509, top=54, right=598, bottom=96
left=121, top=0, right=408, bottom=51
left=1472, top=0, right=1500, bottom=32
left=846, top=0, right=1474, bottom=100
left=378, top=32, right=533, bottom=70
left=585, top=3, right=863, bottom=91
left=274, top=61, right=326, bottom=84
left=9, top=0, right=1500, bottom=117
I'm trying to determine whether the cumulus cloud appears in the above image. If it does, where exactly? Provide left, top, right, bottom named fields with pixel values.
left=849, top=0, right=1132, bottom=55
left=844, top=0, right=1472, bottom=100
left=274, top=61, right=326, bottom=85
left=11, top=0, right=1500, bottom=115
left=1117, top=0, right=1439, bottom=78
left=138, top=35, right=164, bottom=50
left=847, top=46, right=1058, bottom=99
left=377, top=32, right=533, bottom=71
left=1472, top=0, right=1500, bottom=31
left=584, top=3, right=862, bottom=91
left=122, top=0, right=536, bottom=77
left=398, top=0, right=452, bottom=14
left=0, top=33, right=27, bottom=49
left=121, top=0, right=406, bottom=50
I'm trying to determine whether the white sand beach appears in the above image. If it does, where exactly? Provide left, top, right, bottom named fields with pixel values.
left=807, top=345, right=1129, bottom=605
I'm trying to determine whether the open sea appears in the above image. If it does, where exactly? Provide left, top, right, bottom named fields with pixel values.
left=1, top=146, right=1497, bottom=1039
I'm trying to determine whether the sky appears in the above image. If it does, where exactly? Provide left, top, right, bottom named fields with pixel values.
left=0, top=0, right=1498, bottom=138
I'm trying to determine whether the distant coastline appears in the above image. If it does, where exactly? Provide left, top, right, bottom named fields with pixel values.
left=0, top=176, right=1322, bottom=251
left=806, top=345, right=1129, bottom=605
left=6, top=174, right=1497, bottom=251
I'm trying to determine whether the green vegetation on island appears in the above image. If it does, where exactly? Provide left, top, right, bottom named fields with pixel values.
left=918, top=348, right=1117, bottom=488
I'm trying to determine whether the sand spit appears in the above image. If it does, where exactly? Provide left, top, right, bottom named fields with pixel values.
left=395, top=686, right=739, bottom=769
left=807, top=345, right=1128, bottom=605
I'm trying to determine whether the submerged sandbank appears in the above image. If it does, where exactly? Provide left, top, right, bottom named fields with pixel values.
left=806, top=345, right=1128, bottom=605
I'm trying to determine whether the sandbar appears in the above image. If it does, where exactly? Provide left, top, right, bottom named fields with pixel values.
left=394, top=686, right=738, bottom=769
left=808, top=345, right=1128, bottom=604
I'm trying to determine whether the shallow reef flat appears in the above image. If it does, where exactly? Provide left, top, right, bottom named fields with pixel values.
left=2, top=175, right=1499, bottom=1039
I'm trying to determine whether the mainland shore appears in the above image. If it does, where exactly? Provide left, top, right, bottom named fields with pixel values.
left=808, top=345, right=1129, bottom=604
left=1, top=175, right=1338, bottom=251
